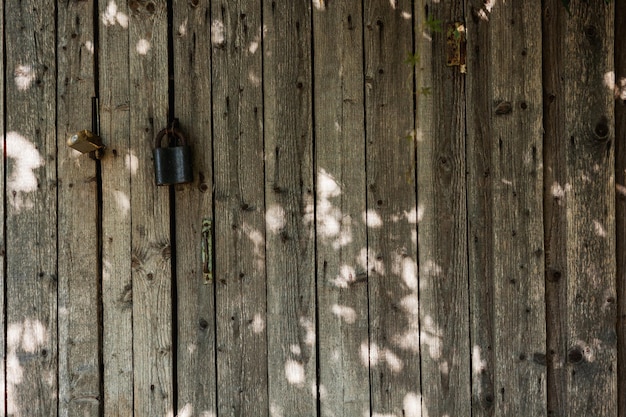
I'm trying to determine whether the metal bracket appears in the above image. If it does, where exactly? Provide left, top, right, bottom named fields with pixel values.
left=201, top=218, right=213, bottom=284
left=446, top=22, right=467, bottom=74
left=66, top=97, right=105, bottom=159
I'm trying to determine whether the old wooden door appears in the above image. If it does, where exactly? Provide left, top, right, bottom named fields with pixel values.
left=2, top=0, right=625, bottom=416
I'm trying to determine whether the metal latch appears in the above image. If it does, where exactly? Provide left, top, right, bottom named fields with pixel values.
left=446, top=22, right=466, bottom=74
left=66, top=97, right=105, bottom=159
left=201, top=218, right=213, bottom=284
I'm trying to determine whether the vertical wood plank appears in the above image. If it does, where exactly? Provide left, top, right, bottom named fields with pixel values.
left=263, top=1, right=316, bottom=415
left=99, top=0, right=134, bottom=413
left=57, top=1, right=100, bottom=416
left=616, top=3, right=626, bottom=416
left=128, top=1, right=173, bottom=416
left=172, top=1, right=217, bottom=416
left=312, top=1, right=369, bottom=416
left=364, top=1, right=419, bottom=415
left=543, top=1, right=617, bottom=416
left=211, top=1, right=268, bottom=416
left=5, top=0, right=57, bottom=415
left=466, top=1, right=546, bottom=416
left=416, top=1, right=470, bottom=416
left=0, top=0, right=4, bottom=409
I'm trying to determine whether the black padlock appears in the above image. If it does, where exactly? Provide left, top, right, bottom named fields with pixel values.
left=153, top=127, right=193, bottom=186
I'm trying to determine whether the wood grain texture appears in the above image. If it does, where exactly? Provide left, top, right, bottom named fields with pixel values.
left=463, top=1, right=496, bottom=414
left=56, top=1, right=100, bottom=416
left=364, top=1, right=418, bottom=415
left=0, top=0, right=5, bottom=412
left=5, top=1, right=58, bottom=416
left=128, top=1, right=173, bottom=416
left=466, top=1, right=546, bottom=416
left=543, top=1, right=617, bottom=416
left=99, top=0, right=134, bottom=413
left=211, top=1, right=268, bottom=416
left=172, top=1, right=217, bottom=416
left=416, top=1, right=470, bottom=417
left=616, top=4, right=626, bottom=417
left=263, top=1, right=316, bottom=415
left=312, top=1, right=369, bottom=416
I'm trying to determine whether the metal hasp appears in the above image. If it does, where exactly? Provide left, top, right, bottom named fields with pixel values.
left=66, top=97, right=105, bottom=160
left=446, top=22, right=467, bottom=74
left=153, top=125, right=194, bottom=186
left=201, top=218, right=213, bottom=284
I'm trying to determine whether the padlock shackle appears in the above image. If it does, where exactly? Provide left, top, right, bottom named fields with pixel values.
left=155, top=127, right=187, bottom=148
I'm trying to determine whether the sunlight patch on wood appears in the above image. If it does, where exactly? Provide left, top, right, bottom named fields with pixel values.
left=136, top=39, right=151, bottom=55
left=403, top=392, right=422, bottom=417
left=178, top=18, right=188, bottom=37
left=364, top=209, right=383, bottom=228
left=14, top=64, right=36, bottom=90
left=331, top=304, right=357, bottom=324
left=4, top=131, right=44, bottom=211
left=7, top=319, right=51, bottom=416
left=113, top=190, right=130, bottom=216
left=85, top=41, right=95, bottom=54
left=125, top=152, right=139, bottom=175
left=211, top=20, right=225, bottom=47
left=312, top=0, right=325, bottom=11
left=284, top=359, right=305, bottom=385
left=331, top=264, right=356, bottom=288
left=300, top=317, right=316, bottom=346
left=266, top=204, right=286, bottom=233
left=101, top=1, right=128, bottom=28
left=420, top=315, right=442, bottom=360
left=252, top=314, right=265, bottom=334
left=472, top=345, right=487, bottom=376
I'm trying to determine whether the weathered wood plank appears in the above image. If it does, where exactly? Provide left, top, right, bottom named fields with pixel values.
left=263, top=1, right=316, bottom=415
left=616, top=3, right=626, bottom=416
left=543, top=1, right=617, bottom=415
left=127, top=2, right=173, bottom=416
left=172, top=1, right=217, bottom=416
left=416, top=1, right=470, bottom=416
left=466, top=1, right=546, bottom=416
left=99, top=0, right=134, bottom=413
left=312, top=2, right=369, bottom=416
left=211, top=1, right=268, bottom=416
left=57, top=1, right=100, bottom=416
left=0, top=0, right=5, bottom=413
left=5, top=0, right=58, bottom=416
left=364, top=1, right=419, bottom=415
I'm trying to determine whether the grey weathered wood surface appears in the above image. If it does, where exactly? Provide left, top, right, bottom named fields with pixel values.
left=173, top=1, right=217, bottom=416
left=263, top=1, right=316, bottom=415
left=56, top=1, right=100, bottom=416
left=364, top=1, right=419, bottom=415
left=417, top=1, right=471, bottom=416
left=211, top=0, right=268, bottom=416
left=2, top=3, right=626, bottom=417
left=128, top=1, right=173, bottom=416
left=617, top=3, right=626, bottom=416
left=99, top=0, right=134, bottom=413
left=313, top=1, right=369, bottom=416
left=5, top=1, right=58, bottom=415
left=0, top=0, right=4, bottom=411
left=544, top=1, right=617, bottom=416
left=464, top=1, right=496, bottom=415
left=466, top=1, right=546, bottom=416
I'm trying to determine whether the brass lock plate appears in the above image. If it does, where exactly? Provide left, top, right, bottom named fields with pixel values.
left=446, top=22, right=467, bottom=73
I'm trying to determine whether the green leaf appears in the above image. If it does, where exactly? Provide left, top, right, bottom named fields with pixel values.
left=419, top=87, right=432, bottom=96
left=405, top=52, right=420, bottom=66
left=425, top=15, right=442, bottom=33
